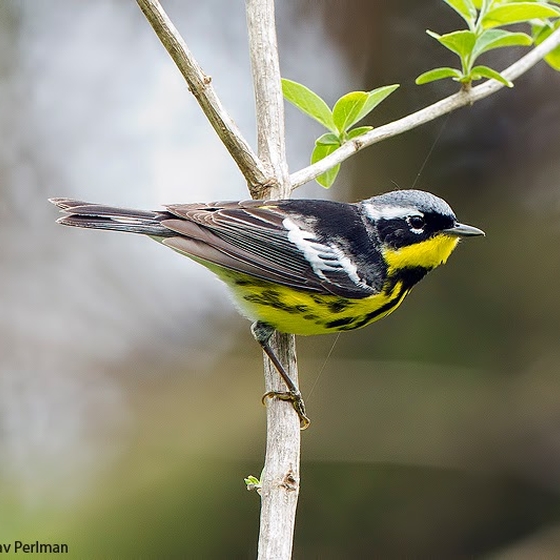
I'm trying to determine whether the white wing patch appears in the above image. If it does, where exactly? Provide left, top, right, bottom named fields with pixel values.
left=283, top=218, right=363, bottom=285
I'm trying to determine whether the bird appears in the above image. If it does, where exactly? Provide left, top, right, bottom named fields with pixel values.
left=50, top=189, right=484, bottom=428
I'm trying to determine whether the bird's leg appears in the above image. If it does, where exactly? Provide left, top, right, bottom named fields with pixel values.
left=251, top=321, right=310, bottom=430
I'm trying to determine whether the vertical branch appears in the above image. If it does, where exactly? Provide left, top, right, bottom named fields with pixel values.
left=246, top=1, right=301, bottom=559
left=245, top=0, right=290, bottom=197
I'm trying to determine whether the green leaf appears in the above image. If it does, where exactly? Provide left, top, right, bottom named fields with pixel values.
left=353, top=85, right=399, bottom=124
left=472, top=29, right=533, bottom=59
left=281, top=78, right=336, bottom=132
left=244, top=475, right=261, bottom=492
left=482, top=3, right=560, bottom=29
left=316, top=132, right=341, bottom=145
left=470, top=65, right=514, bottom=87
left=244, top=475, right=260, bottom=486
left=332, top=92, right=369, bottom=133
left=532, top=21, right=549, bottom=42
left=415, top=67, right=464, bottom=84
left=346, top=126, right=374, bottom=140
left=427, top=29, right=477, bottom=58
left=533, top=19, right=560, bottom=70
left=332, top=85, right=398, bottom=134
left=545, top=47, right=560, bottom=70
left=443, top=0, right=478, bottom=26
left=311, top=141, right=341, bottom=188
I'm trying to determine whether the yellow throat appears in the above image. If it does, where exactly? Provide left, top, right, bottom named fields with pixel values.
left=382, top=233, right=460, bottom=271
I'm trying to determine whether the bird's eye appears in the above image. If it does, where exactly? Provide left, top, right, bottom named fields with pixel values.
left=408, top=215, right=425, bottom=230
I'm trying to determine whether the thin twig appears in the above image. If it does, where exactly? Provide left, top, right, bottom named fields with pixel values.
left=290, top=26, right=560, bottom=189
left=246, top=1, right=301, bottom=559
left=135, top=0, right=271, bottom=192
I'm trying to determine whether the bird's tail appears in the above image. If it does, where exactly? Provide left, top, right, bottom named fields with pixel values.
left=49, top=198, right=173, bottom=236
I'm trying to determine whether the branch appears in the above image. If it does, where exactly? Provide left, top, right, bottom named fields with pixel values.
left=246, top=2, right=301, bottom=559
left=135, top=0, right=271, bottom=192
left=246, top=0, right=290, bottom=197
left=290, top=26, right=560, bottom=189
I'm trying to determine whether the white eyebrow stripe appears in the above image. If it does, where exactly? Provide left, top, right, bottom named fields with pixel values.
left=282, top=218, right=363, bottom=285
left=364, top=204, right=424, bottom=221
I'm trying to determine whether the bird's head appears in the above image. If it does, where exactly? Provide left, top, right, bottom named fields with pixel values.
left=361, top=189, right=484, bottom=271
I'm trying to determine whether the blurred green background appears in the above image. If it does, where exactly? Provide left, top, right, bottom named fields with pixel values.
left=2, top=0, right=560, bottom=558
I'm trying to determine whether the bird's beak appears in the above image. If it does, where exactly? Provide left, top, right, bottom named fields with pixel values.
left=444, top=222, right=485, bottom=237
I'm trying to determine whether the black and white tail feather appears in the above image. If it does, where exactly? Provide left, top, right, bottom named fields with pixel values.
left=49, top=198, right=172, bottom=236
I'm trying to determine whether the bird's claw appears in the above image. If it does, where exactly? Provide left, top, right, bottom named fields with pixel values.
left=262, top=390, right=311, bottom=430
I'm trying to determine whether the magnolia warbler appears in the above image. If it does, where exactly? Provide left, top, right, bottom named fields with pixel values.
left=50, top=189, right=484, bottom=428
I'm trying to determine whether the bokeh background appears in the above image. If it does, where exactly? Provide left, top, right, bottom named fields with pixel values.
left=2, top=0, right=560, bottom=557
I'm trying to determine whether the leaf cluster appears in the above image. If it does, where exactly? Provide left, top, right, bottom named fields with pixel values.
left=282, top=79, right=398, bottom=187
left=283, top=1, right=560, bottom=189
left=417, top=0, right=560, bottom=88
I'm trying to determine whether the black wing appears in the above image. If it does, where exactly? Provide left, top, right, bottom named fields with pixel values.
left=161, top=200, right=377, bottom=299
